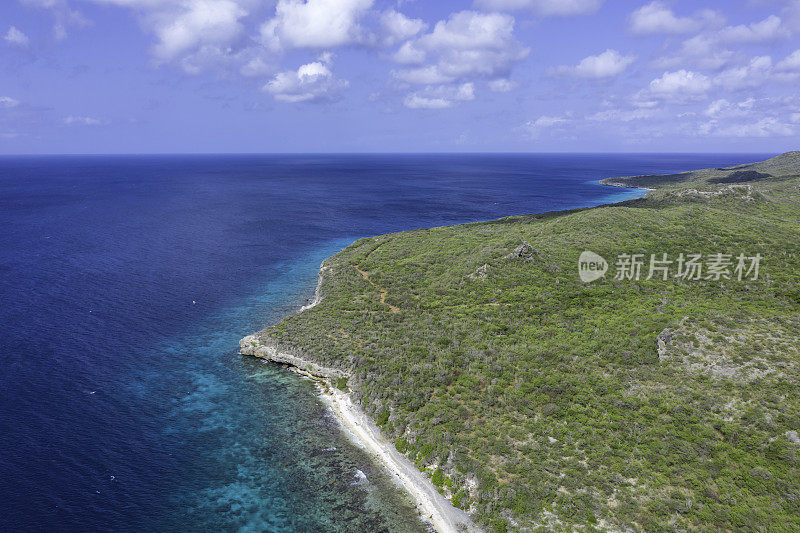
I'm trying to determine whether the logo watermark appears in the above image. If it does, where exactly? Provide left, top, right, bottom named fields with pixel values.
left=578, top=250, right=609, bottom=282
left=578, top=251, right=761, bottom=283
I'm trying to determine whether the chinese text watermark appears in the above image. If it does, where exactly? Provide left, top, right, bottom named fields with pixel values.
left=579, top=251, right=761, bottom=283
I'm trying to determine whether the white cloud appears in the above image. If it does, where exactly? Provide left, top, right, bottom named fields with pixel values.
left=392, top=11, right=529, bottom=85
left=0, top=96, right=20, bottom=108
left=403, top=82, right=475, bottom=109
left=776, top=49, right=800, bottom=71
left=151, top=0, right=247, bottom=60
left=394, top=65, right=454, bottom=85
left=526, top=115, right=568, bottom=128
left=488, top=78, right=515, bottom=92
left=556, top=49, right=635, bottom=78
left=713, top=117, right=793, bottom=137
left=87, top=0, right=255, bottom=73
left=455, top=82, right=475, bottom=100
left=703, top=98, right=753, bottom=119
left=261, top=0, right=373, bottom=50
left=713, top=56, right=772, bottom=90
left=63, top=115, right=105, bottom=126
left=629, top=2, right=710, bottom=35
left=403, top=94, right=451, bottom=109
left=263, top=53, right=348, bottom=103
left=90, top=0, right=379, bottom=73
left=653, top=33, right=733, bottom=70
left=239, top=56, right=272, bottom=77
left=380, top=9, right=426, bottom=46
left=392, top=41, right=426, bottom=64
left=5, top=26, right=30, bottom=46
left=718, top=15, right=790, bottom=43
left=652, top=12, right=793, bottom=71
left=647, top=70, right=711, bottom=102
left=474, top=0, right=602, bottom=17
left=587, top=107, right=654, bottom=122
left=698, top=96, right=797, bottom=138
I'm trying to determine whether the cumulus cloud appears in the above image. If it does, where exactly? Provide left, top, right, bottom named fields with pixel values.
left=474, top=0, right=602, bottom=17
left=88, top=0, right=376, bottom=76
left=391, top=11, right=529, bottom=85
left=717, top=15, right=790, bottom=43
left=261, top=0, right=373, bottom=50
left=149, top=0, right=247, bottom=61
left=631, top=2, right=698, bottom=35
left=380, top=9, right=426, bottom=46
left=555, top=49, right=635, bottom=78
left=776, top=49, right=800, bottom=71
left=263, top=53, right=348, bottom=103
left=652, top=11, right=794, bottom=71
left=5, top=26, right=30, bottom=46
left=646, top=70, right=711, bottom=102
left=86, top=0, right=255, bottom=73
left=403, top=83, right=475, bottom=109
left=697, top=96, right=796, bottom=138
left=713, top=56, right=772, bottom=90
left=392, top=41, right=426, bottom=64
left=653, top=33, right=733, bottom=71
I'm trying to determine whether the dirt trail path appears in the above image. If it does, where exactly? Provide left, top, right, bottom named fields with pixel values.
left=353, top=265, right=399, bottom=313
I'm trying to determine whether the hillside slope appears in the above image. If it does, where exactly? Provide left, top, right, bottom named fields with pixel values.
left=245, top=152, right=800, bottom=532
left=600, top=151, right=800, bottom=189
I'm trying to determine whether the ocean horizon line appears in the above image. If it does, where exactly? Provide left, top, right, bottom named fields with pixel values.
left=0, top=151, right=781, bottom=158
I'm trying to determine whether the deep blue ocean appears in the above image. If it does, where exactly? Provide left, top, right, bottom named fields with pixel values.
left=0, top=154, right=771, bottom=531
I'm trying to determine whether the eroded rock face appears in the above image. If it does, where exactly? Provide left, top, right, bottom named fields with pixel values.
left=504, top=240, right=536, bottom=261
left=239, top=334, right=348, bottom=380
left=672, top=184, right=757, bottom=202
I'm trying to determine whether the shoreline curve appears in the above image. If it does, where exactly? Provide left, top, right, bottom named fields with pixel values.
left=240, top=262, right=480, bottom=533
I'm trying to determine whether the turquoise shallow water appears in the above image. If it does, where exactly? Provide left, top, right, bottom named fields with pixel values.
left=0, top=154, right=771, bottom=530
left=144, top=240, right=428, bottom=532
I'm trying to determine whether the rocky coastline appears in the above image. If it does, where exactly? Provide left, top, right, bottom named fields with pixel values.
left=239, top=263, right=479, bottom=533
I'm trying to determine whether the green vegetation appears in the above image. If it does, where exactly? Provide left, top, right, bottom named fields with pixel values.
left=254, top=152, right=800, bottom=531
left=599, top=151, right=800, bottom=190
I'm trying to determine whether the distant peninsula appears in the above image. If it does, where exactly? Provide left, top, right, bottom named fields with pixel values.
left=242, top=152, right=800, bottom=532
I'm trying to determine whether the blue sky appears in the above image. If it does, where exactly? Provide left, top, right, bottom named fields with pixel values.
left=1, top=0, right=799, bottom=153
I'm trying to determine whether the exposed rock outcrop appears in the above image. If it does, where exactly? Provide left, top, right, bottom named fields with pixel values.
left=467, top=263, right=490, bottom=280
left=504, top=240, right=536, bottom=261
left=239, top=334, right=348, bottom=381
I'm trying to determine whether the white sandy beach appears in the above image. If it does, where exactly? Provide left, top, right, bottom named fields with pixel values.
left=318, top=383, right=479, bottom=533
left=241, top=262, right=480, bottom=532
